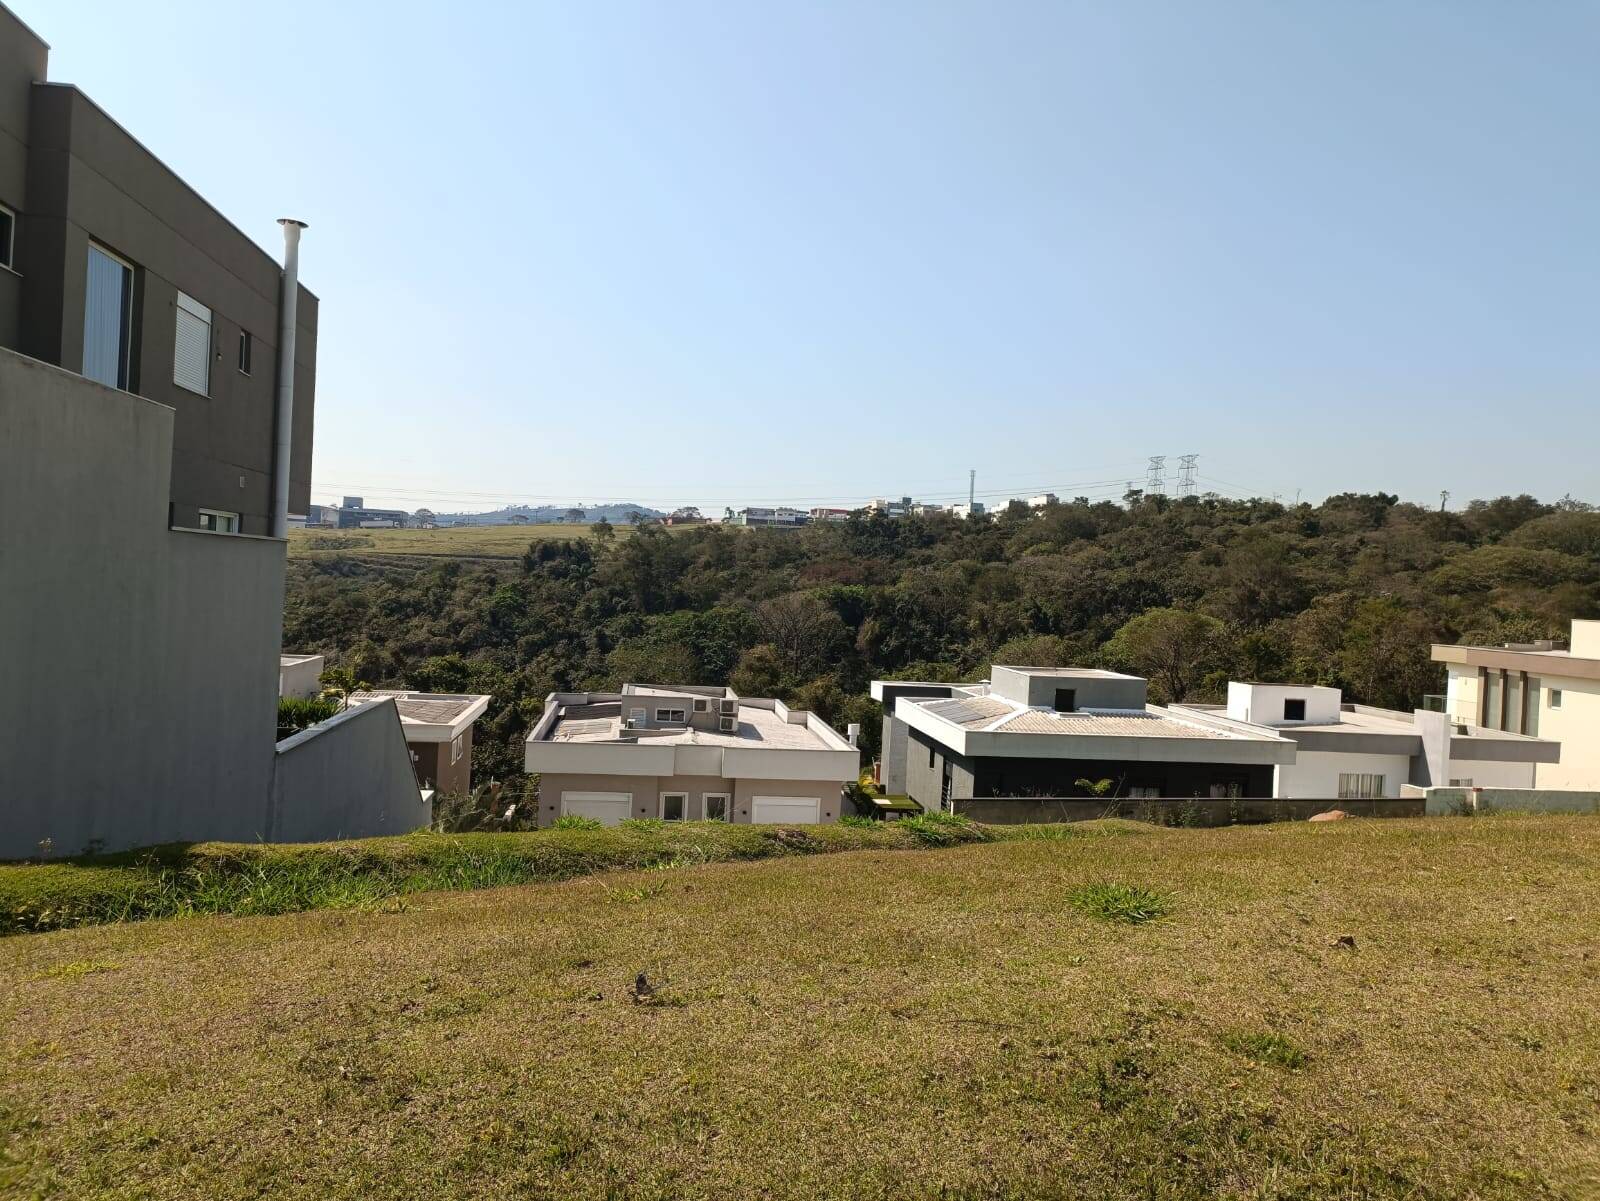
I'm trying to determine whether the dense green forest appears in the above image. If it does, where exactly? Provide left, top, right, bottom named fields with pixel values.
left=283, top=492, right=1600, bottom=783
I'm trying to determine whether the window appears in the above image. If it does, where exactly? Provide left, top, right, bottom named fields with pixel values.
left=1449, top=778, right=1473, bottom=787
left=1128, top=786, right=1161, bottom=800
left=928, top=744, right=935, bottom=768
left=1283, top=698, right=1306, bottom=721
left=197, top=509, right=239, bottom=533
left=1338, top=773, right=1386, bottom=799
left=1209, top=779, right=1245, bottom=799
left=174, top=291, right=212, bottom=394
left=693, top=698, right=709, bottom=713
left=450, top=734, right=464, bottom=765
left=84, top=244, right=134, bottom=390
left=0, top=203, right=13, bottom=270
left=704, top=794, right=729, bottom=822
left=661, top=793, right=687, bottom=821
left=238, top=329, right=253, bottom=375
left=1054, top=688, right=1077, bottom=713
left=655, top=708, right=687, bottom=724
left=1550, top=689, right=1563, bottom=710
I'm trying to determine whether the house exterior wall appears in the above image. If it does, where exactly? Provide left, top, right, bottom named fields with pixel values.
left=278, top=656, right=324, bottom=700
left=1226, top=682, right=1342, bottom=726
left=534, top=772, right=842, bottom=825
left=1274, top=750, right=1411, bottom=799
left=1444, top=661, right=1598, bottom=790
left=0, top=29, right=317, bottom=533
left=0, top=349, right=282, bottom=857
left=989, top=668, right=1146, bottom=711
left=270, top=701, right=430, bottom=842
left=411, top=725, right=474, bottom=796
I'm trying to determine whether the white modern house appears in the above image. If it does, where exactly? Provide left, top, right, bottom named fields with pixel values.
left=524, top=684, right=860, bottom=826
left=1433, top=619, right=1600, bottom=790
left=1169, top=682, right=1558, bottom=797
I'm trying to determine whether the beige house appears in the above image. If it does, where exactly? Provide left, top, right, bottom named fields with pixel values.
left=524, top=685, right=860, bottom=825
left=1434, top=619, right=1600, bottom=790
left=348, top=691, right=493, bottom=797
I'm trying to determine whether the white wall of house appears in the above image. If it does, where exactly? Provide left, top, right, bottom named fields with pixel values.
left=1274, top=750, right=1411, bottom=799
left=1227, top=682, right=1343, bottom=726
left=1447, top=757, right=1537, bottom=789
left=1530, top=675, right=1600, bottom=790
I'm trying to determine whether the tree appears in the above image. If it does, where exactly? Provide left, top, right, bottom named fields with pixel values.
left=318, top=666, right=370, bottom=711
left=413, top=508, right=435, bottom=526
left=565, top=508, right=587, bottom=523
left=1103, top=608, right=1227, bottom=702
left=627, top=510, right=647, bottom=527
left=591, top=517, right=614, bottom=541
left=752, top=593, right=850, bottom=679
left=730, top=644, right=787, bottom=697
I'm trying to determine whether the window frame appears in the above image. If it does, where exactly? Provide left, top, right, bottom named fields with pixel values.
left=237, top=329, right=253, bottom=376
left=84, top=242, right=135, bottom=390
left=450, top=734, right=464, bottom=765
left=703, top=793, right=730, bottom=822
left=0, top=202, right=14, bottom=271
left=1337, top=772, right=1386, bottom=799
left=660, top=793, right=688, bottom=822
left=1549, top=688, right=1563, bottom=710
left=197, top=509, right=239, bottom=534
left=173, top=290, right=212, bottom=396
left=655, top=707, right=687, bottom=724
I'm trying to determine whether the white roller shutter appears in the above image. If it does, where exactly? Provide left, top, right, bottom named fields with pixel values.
left=559, top=792, right=632, bottom=826
left=750, top=796, right=821, bottom=824
left=174, top=291, right=212, bottom=394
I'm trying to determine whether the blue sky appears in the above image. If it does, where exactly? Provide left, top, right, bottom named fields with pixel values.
left=29, top=0, right=1599, bottom=514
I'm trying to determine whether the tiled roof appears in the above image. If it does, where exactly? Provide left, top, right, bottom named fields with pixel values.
left=349, top=691, right=488, bottom=725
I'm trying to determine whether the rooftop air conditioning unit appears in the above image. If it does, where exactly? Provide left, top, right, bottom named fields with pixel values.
left=719, top=716, right=736, bottom=733
left=719, top=698, right=737, bottom=713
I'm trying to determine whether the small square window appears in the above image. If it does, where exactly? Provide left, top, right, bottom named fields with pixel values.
left=704, top=794, right=729, bottom=821
left=662, top=794, right=686, bottom=821
left=1054, top=688, right=1076, bottom=713
left=1283, top=698, right=1306, bottom=721
left=238, top=330, right=252, bottom=375
left=1549, top=689, right=1563, bottom=710
left=0, top=204, right=14, bottom=270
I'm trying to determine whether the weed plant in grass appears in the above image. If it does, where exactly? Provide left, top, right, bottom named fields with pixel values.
left=1068, top=881, right=1172, bottom=924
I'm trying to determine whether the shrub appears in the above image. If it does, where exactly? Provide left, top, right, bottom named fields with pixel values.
left=276, top=696, right=339, bottom=740
left=552, top=815, right=603, bottom=831
left=894, top=811, right=984, bottom=846
left=1066, top=882, right=1171, bottom=924
left=618, top=818, right=666, bottom=831
left=838, top=815, right=876, bottom=828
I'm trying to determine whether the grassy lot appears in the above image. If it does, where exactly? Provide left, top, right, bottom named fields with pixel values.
left=2, top=815, right=1597, bottom=1199
left=287, top=522, right=694, bottom=560
left=0, top=817, right=1007, bottom=936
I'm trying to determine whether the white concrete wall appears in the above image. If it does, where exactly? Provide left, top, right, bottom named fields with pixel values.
left=270, top=700, right=429, bottom=841
left=1445, top=666, right=1479, bottom=726
left=279, top=656, right=325, bottom=700
left=1448, top=756, right=1536, bottom=789
left=1275, top=750, right=1411, bottom=799
left=1227, top=681, right=1342, bottom=726
left=1570, top=620, right=1600, bottom=658
left=1530, top=674, right=1600, bottom=790
left=534, top=772, right=845, bottom=825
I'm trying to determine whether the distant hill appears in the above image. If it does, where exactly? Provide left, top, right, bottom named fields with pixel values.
left=431, top=503, right=666, bottom=526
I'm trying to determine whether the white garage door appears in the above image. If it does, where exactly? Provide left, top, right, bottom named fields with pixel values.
left=750, top=795, right=821, bottom=824
left=560, top=792, right=632, bottom=826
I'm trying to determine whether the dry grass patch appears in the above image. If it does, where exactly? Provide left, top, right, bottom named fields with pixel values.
left=1, top=815, right=1597, bottom=1199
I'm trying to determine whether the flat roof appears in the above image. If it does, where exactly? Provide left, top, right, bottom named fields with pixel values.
left=548, top=703, right=831, bottom=751
left=994, top=666, right=1140, bottom=679
left=348, top=690, right=491, bottom=737
left=1433, top=642, right=1600, bottom=682
left=905, top=694, right=1260, bottom=741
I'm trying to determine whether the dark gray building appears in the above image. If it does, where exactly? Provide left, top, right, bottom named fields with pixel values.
left=0, top=3, right=315, bottom=534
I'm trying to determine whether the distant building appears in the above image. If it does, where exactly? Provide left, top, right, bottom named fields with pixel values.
left=1027, top=493, right=1058, bottom=508
left=808, top=507, right=851, bottom=523
left=279, top=653, right=326, bottom=700
left=525, top=684, right=859, bottom=826
left=336, top=503, right=408, bottom=529
left=910, top=502, right=945, bottom=516
left=949, top=501, right=986, bottom=520
left=348, top=691, right=493, bottom=798
left=732, top=507, right=809, bottom=528
left=868, top=496, right=913, bottom=518
left=1433, top=619, right=1600, bottom=790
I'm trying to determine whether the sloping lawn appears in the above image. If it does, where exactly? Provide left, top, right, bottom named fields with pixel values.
left=2, top=816, right=1597, bottom=1199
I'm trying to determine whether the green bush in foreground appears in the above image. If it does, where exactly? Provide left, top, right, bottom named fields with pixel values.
left=552, top=815, right=604, bottom=831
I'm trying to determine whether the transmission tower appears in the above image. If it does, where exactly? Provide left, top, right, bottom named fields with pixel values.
left=1175, top=453, right=1199, bottom=497
left=1145, top=455, right=1167, bottom=497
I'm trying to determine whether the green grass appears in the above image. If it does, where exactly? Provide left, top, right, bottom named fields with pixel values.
left=2, top=815, right=1596, bottom=1198
left=0, top=820, right=1011, bottom=936
left=1067, top=881, right=1173, bottom=924
left=286, top=522, right=697, bottom=561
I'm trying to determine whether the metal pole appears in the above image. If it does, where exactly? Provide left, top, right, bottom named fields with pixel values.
left=271, top=218, right=308, bottom=537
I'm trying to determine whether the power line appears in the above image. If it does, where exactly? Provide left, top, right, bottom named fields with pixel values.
left=1175, top=454, right=1199, bottom=497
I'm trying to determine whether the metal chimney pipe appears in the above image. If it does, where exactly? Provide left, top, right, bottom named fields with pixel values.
left=271, top=219, right=308, bottom=538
